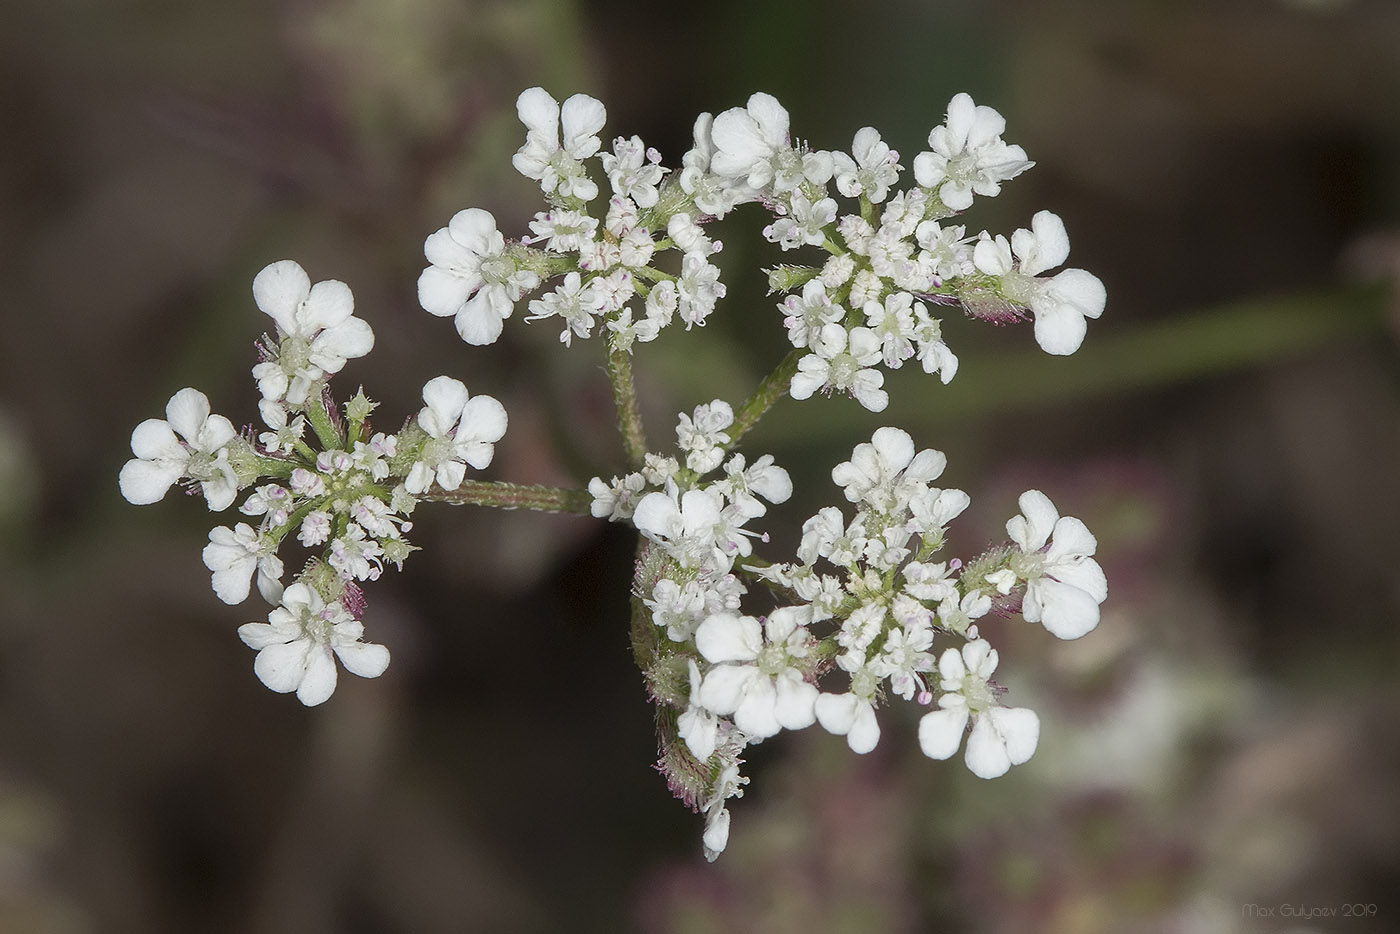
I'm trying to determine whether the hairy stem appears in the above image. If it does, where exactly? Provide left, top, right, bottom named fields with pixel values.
left=607, top=335, right=649, bottom=472
left=725, top=347, right=803, bottom=451
left=418, top=480, right=593, bottom=514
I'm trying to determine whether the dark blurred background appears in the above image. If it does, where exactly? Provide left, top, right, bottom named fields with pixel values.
left=2, top=0, right=1399, bottom=931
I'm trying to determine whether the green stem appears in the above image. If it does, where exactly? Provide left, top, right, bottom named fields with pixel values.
left=606, top=334, right=649, bottom=472
left=724, top=347, right=803, bottom=451
left=417, top=480, right=593, bottom=514
left=303, top=390, right=343, bottom=450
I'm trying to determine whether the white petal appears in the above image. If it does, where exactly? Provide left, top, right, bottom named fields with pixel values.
left=421, top=376, right=469, bottom=430
left=418, top=265, right=472, bottom=318
left=435, top=461, right=466, bottom=491
left=193, top=415, right=237, bottom=454
left=1045, top=268, right=1106, bottom=320
left=986, top=707, right=1039, bottom=765
left=846, top=702, right=880, bottom=754
left=733, top=677, right=780, bottom=738
left=972, top=236, right=1013, bottom=276
left=457, top=394, right=508, bottom=445
left=746, top=93, right=790, bottom=146
left=1047, top=516, right=1097, bottom=561
left=129, top=418, right=184, bottom=461
left=773, top=673, right=818, bottom=731
left=870, top=426, right=914, bottom=473
left=454, top=292, right=506, bottom=345
left=1009, top=490, right=1058, bottom=551
left=965, top=714, right=1013, bottom=778
left=253, top=639, right=309, bottom=693
left=631, top=492, right=679, bottom=539
left=936, top=646, right=967, bottom=681
left=1031, top=578, right=1101, bottom=640
left=309, top=318, right=374, bottom=370
left=814, top=692, right=857, bottom=735
left=701, top=807, right=730, bottom=861
left=165, top=388, right=212, bottom=443
left=447, top=208, right=503, bottom=258
left=918, top=707, right=969, bottom=760
left=335, top=641, right=390, bottom=679
left=423, top=226, right=482, bottom=275
left=200, top=470, right=238, bottom=512
left=1051, top=556, right=1108, bottom=605
left=295, top=646, right=339, bottom=706
left=237, top=621, right=288, bottom=651
left=698, top=664, right=753, bottom=715
left=1031, top=300, right=1088, bottom=356
left=515, top=87, right=560, bottom=142
left=679, top=708, right=718, bottom=762
left=301, top=279, right=355, bottom=332
left=118, top=458, right=183, bottom=504
left=1013, top=211, right=1070, bottom=276
left=456, top=441, right=495, bottom=472
left=560, top=93, right=606, bottom=157
left=695, top=613, right=761, bottom=664
left=252, top=260, right=311, bottom=334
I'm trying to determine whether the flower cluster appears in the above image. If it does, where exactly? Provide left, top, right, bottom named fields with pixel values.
left=121, top=260, right=510, bottom=705
left=121, top=86, right=1111, bottom=862
left=605, top=425, right=1107, bottom=858
left=417, top=89, right=1106, bottom=417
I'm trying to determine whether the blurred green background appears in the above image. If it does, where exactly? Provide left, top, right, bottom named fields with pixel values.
left=2, top=0, right=1399, bottom=931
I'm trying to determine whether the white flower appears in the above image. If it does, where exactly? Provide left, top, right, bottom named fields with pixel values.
left=863, top=292, right=918, bottom=369
left=831, top=426, right=947, bottom=513
left=676, top=254, right=726, bottom=327
left=600, top=135, right=667, bottom=208
left=972, top=211, right=1106, bottom=355
left=256, top=399, right=305, bottom=455
left=237, top=582, right=389, bottom=706
left=788, top=324, right=888, bottom=412
left=910, top=302, right=959, bottom=384
left=202, top=522, right=284, bottom=605
left=588, top=472, right=647, bottom=521
left=404, top=376, right=508, bottom=494
left=913, top=93, right=1033, bottom=211
left=709, top=92, right=791, bottom=190
left=676, top=400, right=733, bottom=474
left=779, top=280, right=844, bottom=349
left=250, top=261, right=374, bottom=405
left=832, top=127, right=901, bottom=203
left=696, top=607, right=818, bottom=739
left=716, top=453, right=792, bottom=519
left=680, top=113, right=750, bottom=218
left=645, top=578, right=707, bottom=643
left=603, top=307, right=660, bottom=351
left=120, top=388, right=238, bottom=510
left=525, top=272, right=605, bottom=346
left=526, top=209, right=598, bottom=253
left=418, top=208, right=540, bottom=346
left=870, top=623, right=935, bottom=700
left=937, top=589, right=991, bottom=637
left=511, top=87, right=606, bottom=201
left=239, top=483, right=292, bottom=528
left=763, top=191, right=837, bottom=251
left=918, top=640, right=1040, bottom=778
left=632, top=488, right=725, bottom=569
left=328, top=523, right=384, bottom=582
left=667, top=213, right=721, bottom=258
left=1007, top=490, right=1108, bottom=639
left=298, top=510, right=332, bottom=547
